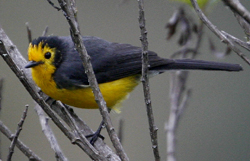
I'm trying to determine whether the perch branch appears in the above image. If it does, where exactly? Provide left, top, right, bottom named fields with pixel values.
left=0, top=120, right=42, bottom=160
left=55, top=0, right=128, bottom=160
left=137, top=1, right=160, bottom=161
left=190, top=0, right=250, bottom=65
left=34, top=104, right=68, bottom=161
left=222, top=0, right=250, bottom=25
left=165, top=7, right=205, bottom=161
left=7, top=105, right=29, bottom=161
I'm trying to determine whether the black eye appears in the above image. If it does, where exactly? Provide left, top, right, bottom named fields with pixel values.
left=44, top=52, right=51, bottom=59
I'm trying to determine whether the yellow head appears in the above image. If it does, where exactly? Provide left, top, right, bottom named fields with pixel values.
left=27, top=41, right=56, bottom=70
left=26, top=40, right=59, bottom=90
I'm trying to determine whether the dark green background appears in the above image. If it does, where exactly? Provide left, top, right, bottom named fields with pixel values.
left=0, top=1, right=249, bottom=160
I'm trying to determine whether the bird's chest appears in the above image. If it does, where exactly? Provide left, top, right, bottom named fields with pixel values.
left=31, top=64, right=59, bottom=96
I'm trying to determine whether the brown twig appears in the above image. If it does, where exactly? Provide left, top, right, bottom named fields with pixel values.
left=137, top=1, right=160, bottom=161
left=7, top=105, right=29, bottom=161
left=34, top=103, right=68, bottom=161
left=190, top=0, right=250, bottom=65
left=55, top=0, right=128, bottom=160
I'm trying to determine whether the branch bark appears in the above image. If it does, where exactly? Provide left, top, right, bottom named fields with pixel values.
left=7, top=105, right=29, bottom=161
left=34, top=103, right=68, bottom=161
left=0, top=78, right=3, bottom=112
left=0, top=120, right=42, bottom=160
left=190, top=0, right=250, bottom=65
left=222, top=0, right=250, bottom=25
left=55, top=0, right=128, bottom=160
left=137, top=1, right=160, bottom=161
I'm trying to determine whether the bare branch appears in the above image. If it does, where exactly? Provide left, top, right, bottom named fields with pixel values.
left=221, top=30, right=250, bottom=52
left=0, top=120, right=42, bottom=160
left=42, top=26, right=49, bottom=37
left=117, top=117, right=124, bottom=144
left=176, top=89, right=192, bottom=118
left=0, top=78, right=3, bottom=112
left=165, top=7, right=206, bottom=161
left=55, top=0, right=128, bottom=160
left=137, top=1, right=160, bottom=161
left=47, top=0, right=61, bottom=11
left=190, top=0, right=250, bottom=65
left=46, top=96, right=120, bottom=160
left=25, top=22, right=32, bottom=43
left=222, top=0, right=250, bottom=25
left=34, top=103, right=68, bottom=161
left=7, top=105, right=29, bottom=161
left=234, top=13, right=250, bottom=41
left=166, top=71, right=190, bottom=161
left=0, top=78, right=3, bottom=159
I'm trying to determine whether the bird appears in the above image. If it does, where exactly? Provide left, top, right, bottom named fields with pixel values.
left=25, top=36, right=242, bottom=144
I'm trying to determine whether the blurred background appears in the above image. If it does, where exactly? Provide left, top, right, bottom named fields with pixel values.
left=0, top=0, right=250, bottom=160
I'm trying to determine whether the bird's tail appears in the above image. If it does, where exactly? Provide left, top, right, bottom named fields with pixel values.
left=151, top=59, right=243, bottom=72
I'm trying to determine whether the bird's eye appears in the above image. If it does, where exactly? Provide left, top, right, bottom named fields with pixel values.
left=44, top=52, right=51, bottom=59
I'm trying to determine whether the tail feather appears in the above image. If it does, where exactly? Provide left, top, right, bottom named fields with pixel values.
left=150, top=59, right=243, bottom=72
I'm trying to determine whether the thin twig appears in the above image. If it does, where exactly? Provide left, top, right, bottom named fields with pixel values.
left=234, top=13, right=250, bottom=41
left=137, top=1, right=160, bottom=161
left=0, top=78, right=3, bottom=159
left=117, top=117, right=124, bottom=144
left=165, top=8, right=205, bottom=161
left=222, top=0, right=250, bottom=25
left=176, top=89, right=191, bottom=121
left=7, top=105, right=29, bottom=161
left=47, top=0, right=61, bottom=11
left=45, top=97, right=120, bottom=160
left=190, top=0, right=250, bottom=65
left=44, top=94, right=120, bottom=160
left=221, top=30, right=250, bottom=52
left=34, top=103, right=68, bottom=161
left=166, top=71, right=190, bottom=161
left=58, top=102, right=97, bottom=149
left=25, top=22, right=32, bottom=43
left=0, top=120, right=42, bottom=160
left=0, top=78, right=3, bottom=112
left=42, top=26, right=49, bottom=37
left=222, top=1, right=250, bottom=42
left=55, top=0, right=128, bottom=160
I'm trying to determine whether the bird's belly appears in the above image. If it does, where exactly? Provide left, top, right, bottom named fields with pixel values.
left=42, top=75, right=140, bottom=112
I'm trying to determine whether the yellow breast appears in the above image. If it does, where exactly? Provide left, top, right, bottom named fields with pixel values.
left=31, top=64, right=139, bottom=112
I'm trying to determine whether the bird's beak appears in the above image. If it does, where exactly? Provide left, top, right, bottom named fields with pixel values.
left=25, top=61, right=43, bottom=68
